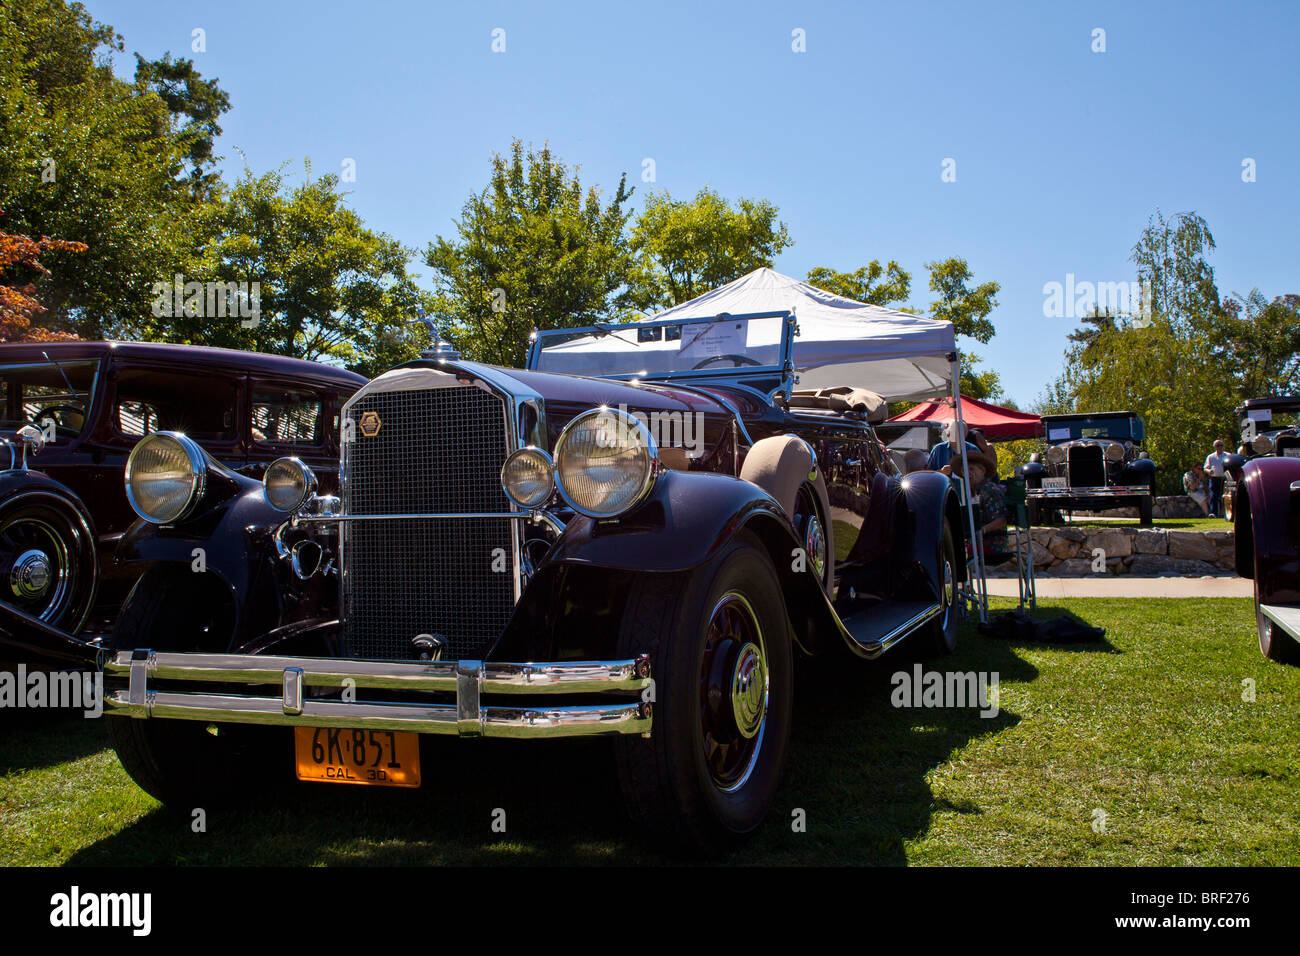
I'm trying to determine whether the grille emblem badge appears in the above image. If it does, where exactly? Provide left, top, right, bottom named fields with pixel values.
left=359, top=411, right=382, bottom=437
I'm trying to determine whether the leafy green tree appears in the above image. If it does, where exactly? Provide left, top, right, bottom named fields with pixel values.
left=805, top=261, right=911, bottom=307
left=0, top=0, right=220, bottom=338
left=624, top=187, right=791, bottom=312
left=425, top=140, right=634, bottom=367
left=156, top=162, right=430, bottom=377
left=926, top=256, right=999, bottom=344
left=1130, top=210, right=1220, bottom=334
left=133, top=52, right=231, bottom=200
left=1218, top=290, right=1300, bottom=401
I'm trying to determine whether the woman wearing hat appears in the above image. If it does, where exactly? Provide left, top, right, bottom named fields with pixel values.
left=948, top=449, right=1010, bottom=559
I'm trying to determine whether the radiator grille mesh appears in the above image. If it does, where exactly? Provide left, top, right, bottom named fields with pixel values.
left=341, top=385, right=515, bottom=660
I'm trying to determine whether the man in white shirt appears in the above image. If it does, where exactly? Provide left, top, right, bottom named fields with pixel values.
left=1204, top=439, right=1231, bottom=518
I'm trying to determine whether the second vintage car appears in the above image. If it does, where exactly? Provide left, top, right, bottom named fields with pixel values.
left=5, top=312, right=966, bottom=852
left=1225, top=395, right=1300, bottom=522
left=1023, top=410, right=1156, bottom=526
left=0, top=341, right=364, bottom=663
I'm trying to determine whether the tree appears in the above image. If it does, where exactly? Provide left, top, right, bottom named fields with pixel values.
left=926, top=257, right=999, bottom=344
left=0, top=224, right=84, bottom=341
left=133, top=52, right=231, bottom=200
left=805, top=261, right=911, bottom=307
left=1218, top=290, right=1300, bottom=401
left=155, top=162, right=430, bottom=377
left=623, top=187, right=791, bottom=312
left=425, top=140, right=635, bottom=367
left=1130, top=210, right=1219, bottom=334
left=0, top=0, right=220, bottom=338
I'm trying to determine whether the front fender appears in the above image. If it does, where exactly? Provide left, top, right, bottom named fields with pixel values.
left=900, top=469, right=967, bottom=596
left=1236, top=457, right=1300, bottom=602
left=115, top=484, right=295, bottom=648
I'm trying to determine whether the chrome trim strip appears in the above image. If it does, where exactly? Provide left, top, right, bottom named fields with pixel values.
left=105, top=690, right=651, bottom=738
left=103, top=650, right=652, bottom=696
left=282, top=667, right=304, bottom=716
left=1027, top=485, right=1151, bottom=499
left=297, top=511, right=537, bottom=523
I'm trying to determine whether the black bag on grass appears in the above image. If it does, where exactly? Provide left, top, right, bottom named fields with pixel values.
left=977, top=610, right=1104, bottom=644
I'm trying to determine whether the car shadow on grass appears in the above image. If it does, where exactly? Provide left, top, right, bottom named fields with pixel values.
left=62, top=624, right=1039, bottom=866
left=0, top=707, right=109, bottom=774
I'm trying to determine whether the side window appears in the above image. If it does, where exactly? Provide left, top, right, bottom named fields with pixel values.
left=251, top=386, right=324, bottom=445
left=114, top=370, right=238, bottom=442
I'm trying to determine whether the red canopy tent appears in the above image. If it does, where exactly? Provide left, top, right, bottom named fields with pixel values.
left=887, top=394, right=1043, bottom=440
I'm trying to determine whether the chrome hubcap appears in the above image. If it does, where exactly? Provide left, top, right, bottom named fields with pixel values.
left=805, top=514, right=826, bottom=579
left=10, top=548, right=51, bottom=599
left=941, top=558, right=954, bottom=628
left=730, top=641, right=767, bottom=739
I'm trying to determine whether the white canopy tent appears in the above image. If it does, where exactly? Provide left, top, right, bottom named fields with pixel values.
left=647, top=268, right=957, bottom=402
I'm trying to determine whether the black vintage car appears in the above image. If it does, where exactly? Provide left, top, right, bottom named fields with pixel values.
left=0, top=342, right=364, bottom=660
left=1225, top=396, right=1300, bottom=522
left=4, top=313, right=965, bottom=851
left=1023, top=411, right=1156, bottom=526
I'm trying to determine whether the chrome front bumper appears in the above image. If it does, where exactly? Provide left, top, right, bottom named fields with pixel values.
left=103, top=650, right=652, bottom=739
left=1027, top=484, right=1150, bottom=499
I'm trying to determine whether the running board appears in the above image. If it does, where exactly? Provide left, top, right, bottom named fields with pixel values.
left=836, top=600, right=944, bottom=659
left=1261, top=604, right=1300, bottom=644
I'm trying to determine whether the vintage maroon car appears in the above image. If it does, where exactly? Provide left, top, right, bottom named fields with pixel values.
left=1234, top=453, right=1300, bottom=664
left=0, top=341, right=364, bottom=660
left=1224, top=396, right=1300, bottom=522
left=3, top=312, right=965, bottom=851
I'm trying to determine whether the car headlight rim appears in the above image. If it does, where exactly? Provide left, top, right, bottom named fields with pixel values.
left=264, top=456, right=318, bottom=513
left=553, top=408, right=659, bottom=519
left=1045, top=444, right=1066, bottom=466
left=1253, top=434, right=1273, bottom=455
left=500, top=446, right=555, bottom=509
left=1105, top=441, right=1124, bottom=462
left=124, top=431, right=207, bottom=524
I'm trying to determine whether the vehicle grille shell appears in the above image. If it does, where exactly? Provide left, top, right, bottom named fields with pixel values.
left=341, top=384, right=516, bottom=661
left=1067, top=443, right=1106, bottom=488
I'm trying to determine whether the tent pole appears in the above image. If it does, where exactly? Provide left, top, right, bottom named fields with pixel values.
left=951, top=358, right=987, bottom=624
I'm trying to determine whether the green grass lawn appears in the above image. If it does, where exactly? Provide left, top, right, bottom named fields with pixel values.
left=2, top=597, right=1297, bottom=865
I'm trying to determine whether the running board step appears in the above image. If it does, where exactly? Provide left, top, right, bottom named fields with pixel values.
left=837, top=600, right=943, bottom=657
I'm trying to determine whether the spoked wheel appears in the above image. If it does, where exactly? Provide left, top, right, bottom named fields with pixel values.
left=924, top=520, right=959, bottom=654
left=614, top=530, right=793, bottom=853
left=0, top=492, right=97, bottom=633
left=791, top=482, right=830, bottom=593
left=700, top=593, right=769, bottom=793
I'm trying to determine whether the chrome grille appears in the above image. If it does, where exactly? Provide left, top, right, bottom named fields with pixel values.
left=341, top=385, right=516, bottom=661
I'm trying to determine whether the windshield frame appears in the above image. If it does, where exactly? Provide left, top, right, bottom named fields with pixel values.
left=526, top=309, right=797, bottom=395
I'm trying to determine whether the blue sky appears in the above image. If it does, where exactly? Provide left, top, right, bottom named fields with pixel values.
left=96, top=0, right=1299, bottom=405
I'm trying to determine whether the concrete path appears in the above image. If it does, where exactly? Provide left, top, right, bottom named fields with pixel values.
left=983, top=576, right=1252, bottom=599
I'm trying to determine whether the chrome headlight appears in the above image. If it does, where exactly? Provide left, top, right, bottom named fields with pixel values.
left=501, top=447, right=555, bottom=509
left=125, top=432, right=207, bottom=524
left=554, top=408, right=659, bottom=518
left=1253, top=434, right=1274, bottom=455
left=264, top=457, right=318, bottom=513
left=1105, top=442, right=1124, bottom=462
left=1046, top=445, right=1066, bottom=465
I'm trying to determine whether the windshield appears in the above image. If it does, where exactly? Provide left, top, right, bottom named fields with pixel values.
left=1043, top=417, right=1142, bottom=442
left=530, top=312, right=792, bottom=381
left=0, top=361, right=99, bottom=439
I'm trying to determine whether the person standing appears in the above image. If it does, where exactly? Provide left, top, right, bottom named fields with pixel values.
left=1204, top=439, right=1231, bottom=518
left=927, top=418, right=981, bottom=472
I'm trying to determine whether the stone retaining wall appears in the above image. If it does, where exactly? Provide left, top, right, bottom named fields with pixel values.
left=1072, top=495, right=1207, bottom=520
left=988, top=526, right=1237, bottom=577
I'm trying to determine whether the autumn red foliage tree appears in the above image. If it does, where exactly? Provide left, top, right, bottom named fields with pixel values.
left=0, top=222, right=86, bottom=343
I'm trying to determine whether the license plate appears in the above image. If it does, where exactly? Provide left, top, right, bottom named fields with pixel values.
left=1043, top=477, right=1068, bottom=489
left=294, top=727, right=421, bottom=788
